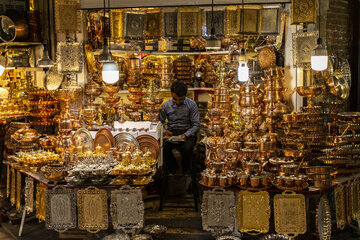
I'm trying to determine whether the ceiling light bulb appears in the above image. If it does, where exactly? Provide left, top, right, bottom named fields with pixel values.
left=238, top=62, right=249, bottom=82
left=311, top=38, right=328, bottom=71
left=102, top=61, right=119, bottom=84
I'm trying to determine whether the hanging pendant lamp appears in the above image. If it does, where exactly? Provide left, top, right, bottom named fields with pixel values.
left=311, top=0, right=328, bottom=71
left=205, top=0, right=221, bottom=50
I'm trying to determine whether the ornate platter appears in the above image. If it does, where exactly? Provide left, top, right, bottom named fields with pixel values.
left=258, top=47, right=276, bottom=69
left=205, top=9, right=225, bottom=37
left=237, top=190, right=270, bottom=235
left=57, top=40, right=83, bottom=74
left=334, top=184, right=346, bottom=230
left=316, top=195, right=331, bottom=240
left=291, top=0, right=316, bottom=25
left=55, top=0, right=82, bottom=33
left=136, top=134, right=160, bottom=159
left=114, top=132, right=139, bottom=152
left=25, top=177, right=34, bottom=213
left=261, top=5, right=280, bottom=34
left=351, top=179, right=360, bottom=222
left=110, top=186, right=144, bottom=233
left=201, top=189, right=236, bottom=236
left=77, top=186, right=108, bottom=233
left=177, top=7, right=201, bottom=38
left=240, top=5, right=262, bottom=34
left=146, top=9, right=162, bottom=39
left=74, top=128, right=93, bottom=153
left=123, top=10, right=146, bottom=40
left=273, top=191, right=306, bottom=237
left=94, top=128, right=115, bottom=152
left=36, top=183, right=47, bottom=222
left=45, top=187, right=76, bottom=232
left=45, top=66, right=64, bottom=91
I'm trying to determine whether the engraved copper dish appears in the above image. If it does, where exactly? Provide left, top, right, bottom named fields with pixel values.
left=94, top=128, right=115, bottom=152
left=41, top=165, right=67, bottom=182
left=136, top=134, right=160, bottom=159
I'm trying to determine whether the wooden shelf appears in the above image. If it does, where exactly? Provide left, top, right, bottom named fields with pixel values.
left=0, top=42, right=42, bottom=47
left=95, top=49, right=229, bottom=55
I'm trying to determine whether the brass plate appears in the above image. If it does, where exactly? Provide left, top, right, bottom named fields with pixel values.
left=335, top=184, right=346, bottom=230
left=226, top=6, right=240, bottom=37
left=237, top=190, right=270, bottom=235
left=55, top=0, right=82, bottom=33
left=292, top=31, right=318, bottom=68
left=291, top=0, right=316, bottom=25
left=163, top=11, right=177, bottom=38
left=44, top=67, right=64, bottom=91
left=136, top=134, right=160, bottom=159
left=94, top=128, right=115, bottom=152
left=110, top=9, right=124, bottom=43
left=146, top=9, right=162, bottom=39
left=123, top=10, right=146, bottom=40
left=240, top=5, right=262, bottom=35
left=57, top=41, right=83, bottom=74
left=205, top=9, right=225, bottom=37
left=36, top=183, right=47, bottom=222
left=77, top=186, right=108, bottom=233
left=110, top=186, right=144, bottom=232
left=16, top=171, right=21, bottom=211
left=25, top=177, right=34, bottom=213
left=316, top=195, right=331, bottom=240
left=274, top=192, right=306, bottom=237
left=6, top=165, right=10, bottom=198
left=258, top=47, right=276, bottom=69
left=46, top=187, right=76, bottom=232
left=351, top=179, right=360, bottom=222
left=261, top=5, right=280, bottom=34
left=10, top=168, right=15, bottom=206
left=177, top=7, right=201, bottom=38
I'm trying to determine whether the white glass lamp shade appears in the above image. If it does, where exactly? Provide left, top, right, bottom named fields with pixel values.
left=102, top=61, right=119, bottom=84
left=0, top=64, right=5, bottom=76
left=237, top=62, right=249, bottom=82
left=311, top=42, right=328, bottom=71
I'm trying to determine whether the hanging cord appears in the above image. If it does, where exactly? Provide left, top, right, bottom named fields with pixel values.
left=242, top=0, right=245, bottom=49
left=211, top=0, right=214, bottom=35
left=317, top=0, right=322, bottom=45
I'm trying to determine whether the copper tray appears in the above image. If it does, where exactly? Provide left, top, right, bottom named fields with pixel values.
left=94, top=129, right=115, bottom=152
left=136, top=135, right=160, bottom=159
left=114, top=132, right=140, bottom=152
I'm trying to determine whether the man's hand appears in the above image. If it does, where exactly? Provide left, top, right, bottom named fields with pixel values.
left=180, top=134, right=186, bottom=140
left=165, top=130, right=173, bottom=136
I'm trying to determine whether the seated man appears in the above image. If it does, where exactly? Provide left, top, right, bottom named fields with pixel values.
left=160, top=81, right=200, bottom=174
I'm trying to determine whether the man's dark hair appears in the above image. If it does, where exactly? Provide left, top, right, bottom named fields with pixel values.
left=170, top=81, right=188, bottom=97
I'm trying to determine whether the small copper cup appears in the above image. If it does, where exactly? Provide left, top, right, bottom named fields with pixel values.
left=283, top=176, right=294, bottom=188
left=250, top=176, right=261, bottom=188
left=276, top=176, right=284, bottom=186
left=219, top=175, right=228, bottom=187
left=208, top=174, right=217, bottom=186
left=227, top=174, right=235, bottom=186
left=201, top=172, right=209, bottom=185
left=260, top=175, right=270, bottom=187
left=238, top=174, right=249, bottom=187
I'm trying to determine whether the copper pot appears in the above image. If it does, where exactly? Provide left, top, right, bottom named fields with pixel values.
left=219, top=175, right=228, bottom=187
left=6, top=10, right=29, bottom=41
left=313, top=179, right=332, bottom=189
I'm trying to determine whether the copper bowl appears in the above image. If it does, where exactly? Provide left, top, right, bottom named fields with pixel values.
left=102, top=96, right=120, bottom=106
left=295, top=85, right=324, bottom=98
left=127, top=94, right=142, bottom=102
left=128, top=87, right=142, bottom=94
left=101, top=84, right=120, bottom=96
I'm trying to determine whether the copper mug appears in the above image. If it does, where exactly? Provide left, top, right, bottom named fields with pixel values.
left=250, top=175, right=261, bottom=188
left=238, top=174, right=248, bottom=187
left=219, top=175, right=228, bottom=187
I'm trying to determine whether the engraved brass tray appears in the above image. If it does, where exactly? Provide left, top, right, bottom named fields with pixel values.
left=273, top=191, right=306, bottom=237
left=237, top=190, right=270, bottom=235
left=36, top=183, right=47, bottom=222
left=316, top=195, right=331, bottom=240
left=292, top=31, right=318, bottom=68
left=110, top=9, right=124, bottom=43
left=25, top=177, right=34, bottom=213
left=55, top=0, right=82, bottom=33
left=57, top=40, right=83, bottom=74
left=123, top=10, right=146, bottom=40
left=77, top=186, right=108, bottom=233
left=201, top=189, right=236, bottom=236
left=226, top=6, right=240, bottom=37
left=45, top=187, right=76, bottom=232
left=335, top=184, right=346, bottom=230
left=110, top=186, right=144, bottom=233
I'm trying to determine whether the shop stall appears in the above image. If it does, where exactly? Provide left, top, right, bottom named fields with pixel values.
left=0, top=0, right=358, bottom=239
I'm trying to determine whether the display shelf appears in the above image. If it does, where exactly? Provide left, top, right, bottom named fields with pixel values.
left=117, top=87, right=239, bottom=94
left=0, top=42, right=42, bottom=47
left=95, top=49, right=229, bottom=55
left=6, top=67, right=44, bottom=71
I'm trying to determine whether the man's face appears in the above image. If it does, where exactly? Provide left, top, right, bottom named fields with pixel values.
left=172, top=93, right=185, bottom=106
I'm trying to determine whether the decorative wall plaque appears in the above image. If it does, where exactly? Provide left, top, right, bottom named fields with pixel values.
left=334, top=184, right=346, bottom=230
left=25, top=177, right=34, bottom=213
left=292, top=31, right=318, bottom=68
left=146, top=9, right=162, bottom=39
left=55, top=0, right=82, bottom=33
left=163, top=11, right=177, bottom=38
left=10, top=168, right=15, bottom=206
left=261, top=5, right=280, bottom=34
left=202, top=189, right=236, bottom=236
left=16, top=171, right=21, bottom=210
left=237, top=191, right=270, bottom=235
left=57, top=40, right=83, bottom=74
left=316, top=195, right=331, bottom=240
left=205, top=10, right=225, bottom=37
left=351, top=179, right=360, bottom=222
left=6, top=165, right=10, bottom=198
left=123, top=10, right=146, bottom=40
left=36, top=183, right=47, bottom=222
left=110, top=10, right=124, bottom=43
left=177, top=7, right=201, bottom=38
left=291, top=0, right=316, bottom=25
left=46, top=187, right=76, bottom=232
left=240, top=5, right=262, bottom=35
left=87, top=11, right=103, bottom=49
left=274, top=192, right=306, bottom=237
left=110, top=186, right=144, bottom=233
left=77, top=186, right=108, bottom=233
left=346, top=182, right=352, bottom=224
left=226, top=6, right=240, bottom=37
